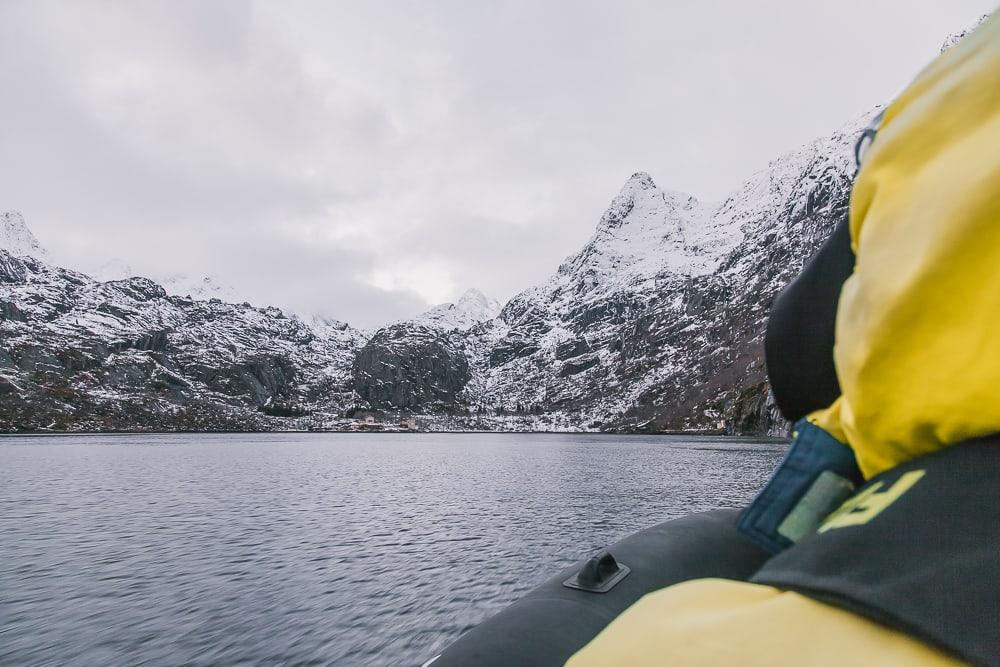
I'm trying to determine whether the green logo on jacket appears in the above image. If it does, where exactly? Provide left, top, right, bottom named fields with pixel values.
left=819, top=470, right=926, bottom=532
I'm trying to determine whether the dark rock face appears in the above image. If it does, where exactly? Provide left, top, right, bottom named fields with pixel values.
left=489, top=336, right=541, bottom=368
left=0, top=253, right=28, bottom=284
left=196, top=354, right=297, bottom=407
left=0, top=300, right=27, bottom=322
left=353, top=324, right=470, bottom=411
left=109, top=330, right=170, bottom=353
left=560, top=355, right=599, bottom=377
left=555, top=338, right=591, bottom=361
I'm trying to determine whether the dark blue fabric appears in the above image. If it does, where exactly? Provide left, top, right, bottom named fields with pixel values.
left=737, top=419, right=862, bottom=554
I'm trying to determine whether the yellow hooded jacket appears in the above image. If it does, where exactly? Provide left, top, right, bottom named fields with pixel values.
left=568, top=14, right=1000, bottom=667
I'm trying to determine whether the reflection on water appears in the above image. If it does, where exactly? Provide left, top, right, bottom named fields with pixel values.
left=0, top=433, right=785, bottom=665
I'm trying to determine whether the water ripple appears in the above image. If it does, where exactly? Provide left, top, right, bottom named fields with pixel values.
left=0, top=432, right=784, bottom=666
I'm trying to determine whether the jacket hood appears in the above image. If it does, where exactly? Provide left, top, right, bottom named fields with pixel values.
left=808, top=12, right=1000, bottom=477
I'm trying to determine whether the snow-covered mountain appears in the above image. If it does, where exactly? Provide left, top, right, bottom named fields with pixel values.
left=552, top=172, right=734, bottom=292
left=352, top=110, right=869, bottom=433
left=160, top=273, right=243, bottom=303
left=2, top=19, right=978, bottom=433
left=0, top=228, right=367, bottom=431
left=0, top=105, right=868, bottom=434
left=92, top=259, right=244, bottom=303
left=1, top=211, right=50, bottom=262
left=407, top=289, right=501, bottom=331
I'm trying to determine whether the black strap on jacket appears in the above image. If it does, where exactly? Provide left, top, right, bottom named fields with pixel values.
left=752, top=436, right=1000, bottom=667
left=765, top=215, right=855, bottom=421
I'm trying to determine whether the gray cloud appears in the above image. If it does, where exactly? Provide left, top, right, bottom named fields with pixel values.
left=0, top=0, right=992, bottom=327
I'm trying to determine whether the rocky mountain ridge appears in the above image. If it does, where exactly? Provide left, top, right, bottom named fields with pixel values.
left=403, top=289, right=501, bottom=332
left=351, top=110, right=869, bottom=434
left=0, top=240, right=367, bottom=430
left=0, top=106, right=867, bottom=433
left=1, top=17, right=986, bottom=434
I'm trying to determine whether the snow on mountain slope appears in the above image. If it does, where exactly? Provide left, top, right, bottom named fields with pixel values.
left=92, top=259, right=244, bottom=304
left=0, top=104, right=875, bottom=434
left=159, top=273, right=243, bottom=303
left=0, top=211, right=50, bottom=262
left=557, top=172, right=727, bottom=291
left=4, top=17, right=976, bottom=433
left=351, top=106, right=873, bottom=434
left=0, top=226, right=367, bottom=431
left=408, top=288, right=501, bottom=331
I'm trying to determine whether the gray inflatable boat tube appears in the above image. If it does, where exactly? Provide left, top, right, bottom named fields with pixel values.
left=425, top=508, right=769, bottom=666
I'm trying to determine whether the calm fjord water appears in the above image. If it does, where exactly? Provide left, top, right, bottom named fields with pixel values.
left=1, top=433, right=785, bottom=666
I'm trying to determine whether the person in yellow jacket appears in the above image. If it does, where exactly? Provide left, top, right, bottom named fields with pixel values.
left=567, top=12, right=1000, bottom=667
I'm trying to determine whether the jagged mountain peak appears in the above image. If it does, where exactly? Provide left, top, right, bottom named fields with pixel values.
left=405, top=288, right=502, bottom=331
left=0, top=211, right=50, bottom=262
left=622, top=171, right=656, bottom=191
left=455, top=288, right=495, bottom=311
left=599, top=172, right=700, bottom=232
left=548, top=171, right=718, bottom=298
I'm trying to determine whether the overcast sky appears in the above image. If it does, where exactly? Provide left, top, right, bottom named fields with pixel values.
left=0, top=1, right=992, bottom=327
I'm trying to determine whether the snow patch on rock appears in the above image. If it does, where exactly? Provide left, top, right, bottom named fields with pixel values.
left=407, top=288, right=502, bottom=331
left=0, top=211, right=50, bottom=262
